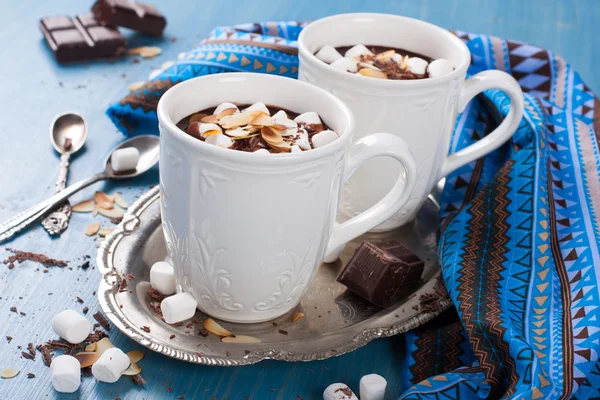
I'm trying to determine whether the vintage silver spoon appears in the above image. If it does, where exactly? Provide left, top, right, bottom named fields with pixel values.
left=41, top=112, right=88, bottom=235
left=0, top=135, right=160, bottom=243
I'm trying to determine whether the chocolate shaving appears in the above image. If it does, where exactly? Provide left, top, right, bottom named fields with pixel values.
left=26, top=372, right=35, bottom=379
left=85, top=329, right=108, bottom=342
left=21, top=351, right=35, bottom=360
left=3, top=248, right=67, bottom=269
left=6, top=336, right=12, bottom=343
left=93, top=312, right=110, bottom=331
left=41, top=345, right=53, bottom=366
left=76, top=297, right=84, bottom=304
left=82, top=367, right=93, bottom=376
left=118, top=275, right=128, bottom=292
left=169, top=334, right=176, bottom=339
left=142, top=326, right=151, bottom=333
left=83, top=307, right=89, bottom=314
left=335, top=386, right=354, bottom=396
left=197, top=328, right=208, bottom=337
left=80, top=261, right=90, bottom=270
left=9, top=306, right=17, bottom=313
left=278, top=329, right=288, bottom=336
left=27, top=343, right=36, bottom=356
left=147, top=287, right=167, bottom=302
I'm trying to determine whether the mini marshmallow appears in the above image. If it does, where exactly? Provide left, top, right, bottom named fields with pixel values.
left=150, top=261, right=177, bottom=295
left=214, top=102, right=239, bottom=115
left=344, top=44, right=372, bottom=59
left=427, top=58, right=454, bottom=78
left=242, top=102, right=270, bottom=116
left=316, top=45, right=343, bottom=64
left=392, top=53, right=404, bottom=64
left=330, top=58, right=358, bottom=73
left=161, top=292, right=197, bottom=324
left=290, top=145, right=302, bottom=153
left=294, top=112, right=322, bottom=125
left=359, top=374, right=387, bottom=400
left=91, top=347, right=130, bottom=383
left=51, top=355, right=81, bottom=393
left=293, top=129, right=311, bottom=150
left=407, top=57, right=429, bottom=76
left=52, top=310, right=91, bottom=344
left=205, top=134, right=233, bottom=148
left=199, top=123, right=222, bottom=137
left=272, top=110, right=288, bottom=122
left=312, top=130, right=338, bottom=148
left=323, top=383, right=358, bottom=400
left=253, top=148, right=270, bottom=154
left=111, top=147, right=141, bottom=172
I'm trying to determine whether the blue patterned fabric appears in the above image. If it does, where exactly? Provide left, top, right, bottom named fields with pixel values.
left=107, top=23, right=600, bottom=399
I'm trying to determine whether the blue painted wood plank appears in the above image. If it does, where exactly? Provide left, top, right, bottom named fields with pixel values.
left=0, top=0, right=597, bottom=399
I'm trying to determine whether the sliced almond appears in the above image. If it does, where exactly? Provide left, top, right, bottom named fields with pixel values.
left=221, top=335, right=261, bottom=344
left=128, top=81, right=145, bottom=91
left=84, top=342, right=97, bottom=352
left=375, top=49, right=396, bottom=62
left=95, top=337, right=115, bottom=355
left=219, top=112, right=254, bottom=129
left=270, top=141, right=291, bottom=152
left=401, top=55, right=409, bottom=70
left=85, top=222, right=101, bottom=236
left=270, top=124, right=287, bottom=131
left=358, top=68, right=388, bottom=79
left=291, top=312, right=305, bottom=323
left=1, top=368, right=19, bottom=379
left=73, top=352, right=101, bottom=368
left=127, top=350, right=145, bottom=364
left=249, top=113, right=273, bottom=127
left=94, top=191, right=114, bottom=210
left=92, top=205, right=100, bottom=216
left=225, top=126, right=256, bottom=138
left=99, top=227, right=116, bottom=237
left=203, top=318, right=233, bottom=337
left=216, top=107, right=238, bottom=119
left=98, top=205, right=125, bottom=220
left=72, top=200, right=95, bottom=213
left=190, top=113, right=209, bottom=123
left=261, top=126, right=284, bottom=145
left=128, top=46, right=162, bottom=58
left=113, top=193, right=129, bottom=209
left=358, top=62, right=382, bottom=71
left=200, top=115, right=219, bottom=124
left=122, top=362, right=142, bottom=376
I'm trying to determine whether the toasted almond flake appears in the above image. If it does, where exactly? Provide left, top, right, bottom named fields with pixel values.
left=249, top=113, right=273, bottom=127
left=216, top=108, right=238, bottom=119
left=99, top=227, right=116, bottom=237
left=128, top=46, right=162, bottom=58
left=84, top=342, right=97, bottom=352
left=128, top=81, right=145, bottom=91
left=225, top=127, right=255, bottom=138
left=1, top=368, right=19, bottom=379
left=219, top=112, right=254, bottom=129
left=113, top=193, right=129, bottom=209
left=221, top=335, right=261, bottom=344
left=122, top=362, right=142, bottom=376
left=73, top=352, right=101, bottom=368
left=375, top=49, right=396, bottom=62
left=95, top=338, right=115, bottom=355
left=127, top=350, right=145, bottom=364
left=92, top=205, right=100, bottom=216
left=401, top=55, right=409, bottom=70
left=203, top=318, right=233, bottom=337
left=358, top=62, right=382, bottom=71
left=72, top=200, right=95, bottom=213
left=98, top=206, right=125, bottom=220
left=358, top=68, right=388, bottom=79
left=261, top=126, right=284, bottom=145
left=94, top=192, right=114, bottom=210
left=85, top=222, right=101, bottom=236
left=190, top=113, right=208, bottom=123
left=200, top=115, right=219, bottom=124
left=291, top=312, right=305, bottom=323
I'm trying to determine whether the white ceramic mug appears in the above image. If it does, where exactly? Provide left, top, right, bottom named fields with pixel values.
left=157, top=73, right=417, bottom=323
left=298, top=13, right=525, bottom=230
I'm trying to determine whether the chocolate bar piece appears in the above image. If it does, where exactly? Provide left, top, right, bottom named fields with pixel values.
left=40, top=14, right=126, bottom=63
left=92, top=0, right=166, bottom=36
left=337, top=241, right=424, bottom=307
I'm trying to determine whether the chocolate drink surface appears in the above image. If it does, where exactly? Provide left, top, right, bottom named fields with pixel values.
left=176, top=102, right=337, bottom=154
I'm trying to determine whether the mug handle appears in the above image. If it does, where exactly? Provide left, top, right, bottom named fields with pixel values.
left=325, top=133, right=417, bottom=255
left=439, top=70, right=525, bottom=178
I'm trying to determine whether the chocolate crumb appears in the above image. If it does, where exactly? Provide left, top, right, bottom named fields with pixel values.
left=76, top=297, right=84, bottom=304
left=197, top=328, right=209, bottom=337
left=147, top=287, right=167, bottom=302
left=3, top=248, right=67, bottom=269
left=27, top=343, right=36, bottom=356
left=269, top=389, right=276, bottom=392
left=43, top=269, right=49, bottom=273
left=26, top=372, right=35, bottom=379
left=10, top=306, right=17, bottom=313
left=6, top=336, right=13, bottom=343
left=226, top=351, right=231, bottom=357
left=83, top=307, right=89, bottom=314
left=118, top=276, right=128, bottom=292
left=167, top=387, right=173, bottom=393
left=278, top=329, right=288, bottom=335
left=80, top=261, right=90, bottom=270
left=297, top=396, right=304, bottom=400
left=41, top=345, right=53, bottom=366
left=245, top=350, right=251, bottom=355
left=132, top=374, right=146, bottom=385
left=335, top=386, right=354, bottom=396
left=93, top=312, right=110, bottom=331
left=22, top=351, right=35, bottom=360
left=271, top=322, right=278, bottom=327
left=83, top=367, right=93, bottom=376
left=169, top=334, right=176, bottom=339
left=142, top=326, right=151, bottom=333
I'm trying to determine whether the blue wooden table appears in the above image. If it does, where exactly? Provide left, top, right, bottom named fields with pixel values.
left=0, top=1, right=597, bottom=399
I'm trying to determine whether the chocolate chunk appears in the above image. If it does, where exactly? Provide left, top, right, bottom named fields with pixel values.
left=337, top=241, right=424, bottom=307
left=92, top=0, right=166, bottom=36
left=40, top=14, right=126, bottom=63
left=93, top=311, right=111, bottom=331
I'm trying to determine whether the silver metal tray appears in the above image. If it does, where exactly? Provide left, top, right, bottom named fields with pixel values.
left=97, top=186, right=451, bottom=366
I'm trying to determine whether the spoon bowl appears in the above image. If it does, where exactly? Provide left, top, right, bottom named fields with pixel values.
left=50, top=113, right=88, bottom=154
left=105, top=135, right=160, bottom=179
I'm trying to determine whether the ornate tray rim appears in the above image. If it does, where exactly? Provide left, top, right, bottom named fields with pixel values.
left=96, top=186, right=452, bottom=366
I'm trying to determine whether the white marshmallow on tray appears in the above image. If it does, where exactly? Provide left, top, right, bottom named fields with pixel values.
left=316, top=45, right=343, bottom=64
left=323, top=383, right=358, bottom=400
left=91, top=347, right=130, bottom=383
left=242, top=102, right=270, bottom=116
left=427, top=59, right=454, bottom=78
left=330, top=58, right=358, bottom=73
left=50, top=355, right=81, bottom=393
left=111, top=147, right=140, bottom=172
left=312, top=130, right=338, bottom=148
left=214, top=102, right=239, bottom=115
left=205, top=133, right=233, bottom=148
left=51, top=310, right=91, bottom=344
left=150, top=261, right=177, bottom=295
left=360, top=374, right=387, bottom=400
left=161, top=292, right=198, bottom=324
left=294, top=111, right=322, bottom=125
left=344, top=44, right=372, bottom=59
left=407, top=57, right=429, bottom=76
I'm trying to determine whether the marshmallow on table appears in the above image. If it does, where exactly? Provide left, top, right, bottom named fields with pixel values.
left=312, top=130, right=338, bottom=148
left=323, top=383, right=358, bottom=400
left=330, top=58, right=358, bottom=73
left=407, top=57, right=429, bottom=76
left=344, top=44, right=372, bottom=59
left=360, top=374, right=387, bottom=400
left=111, top=147, right=141, bottom=172
left=242, top=102, right=270, bottom=116
left=52, top=309, right=91, bottom=344
left=161, top=292, right=198, bottom=324
left=51, top=355, right=81, bottom=393
left=150, top=261, right=177, bottom=295
left=214, top=102, right=239, bottom=115
left=316, top=45, right=343, bottom=64
left=205, top=134, right=233, bottom=148
left=427, top=58, right=454, bottom=78
left=91, top=347, right=130, bottom=383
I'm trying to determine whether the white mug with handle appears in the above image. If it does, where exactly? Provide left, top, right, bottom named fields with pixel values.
left=298, top=13, right=525, bottom=230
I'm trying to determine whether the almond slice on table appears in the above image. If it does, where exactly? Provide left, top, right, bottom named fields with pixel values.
left=85, top=222, right=101, bottom=236
left=98, top=206, right=125, bottom=220
left=122, top=363, right=142, bottom=376
left=128, top=81, right=145, bottom=91
left=92, top=205, right=100, bottom=216
left=203, top=318, right=233, bottom=337
left=127, top=350, right=145, bottom=364
left=72, top=200, right=95, bottom=213
left=94, top=337, right=115, bottom=355
left=99, top=227, right=116, bottom=237
left=85, top=342, right=97, bottom=352
left=1, top=368, right=19, bottom=379
left=73, top=352, right=101, bottom=368
left=128, top=46, right=162, bottom=58
left=113, top=193, right=129, bottom=209
left=221, top=335, right=261, bottom=344
left=94, top=191, right=114, bottom=209
left=291, top=312, right=305, bottom=323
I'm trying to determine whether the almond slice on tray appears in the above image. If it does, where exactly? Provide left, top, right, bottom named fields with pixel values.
left=291, top=312, right=305, bottom=323
left=203, top=318, right=233, bottom=337
left=221, top=335, right=261, bottom=344
left=72, top=200, right=95, bottom=213
left=113, top=193, right=129, bottom=209
left=98, top=206, right=125, bottom=220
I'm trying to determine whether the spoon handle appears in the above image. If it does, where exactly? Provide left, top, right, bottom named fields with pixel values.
left=41, top=153, right=72, bottom=235
left=0, top=172, right=107, bottom=243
